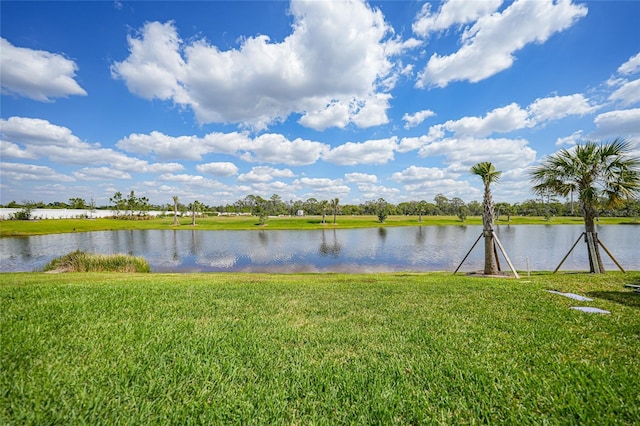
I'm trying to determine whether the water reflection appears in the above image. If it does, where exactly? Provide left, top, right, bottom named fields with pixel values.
left=0, top=225, right=638, bottom=273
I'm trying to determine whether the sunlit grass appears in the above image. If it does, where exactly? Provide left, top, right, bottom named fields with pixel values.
left=42, top=250, right=150, bottom=273
left=0, top=214, right=633, bottom=236
left=1, top=272, right=639, bottom=424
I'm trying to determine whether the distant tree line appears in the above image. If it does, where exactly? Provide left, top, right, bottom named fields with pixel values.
left=3, top=191, right=639, bottom=220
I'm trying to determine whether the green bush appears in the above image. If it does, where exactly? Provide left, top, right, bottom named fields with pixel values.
left=42, top=250, right=150, bottom=273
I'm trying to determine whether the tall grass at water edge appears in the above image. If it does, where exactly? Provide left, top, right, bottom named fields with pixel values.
left=42, top=250, right=150, bottom=273
left=1, top=272, right=639, bottom=424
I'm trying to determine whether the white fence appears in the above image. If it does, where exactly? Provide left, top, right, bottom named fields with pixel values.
left=0, top=208, right=166, bottom=220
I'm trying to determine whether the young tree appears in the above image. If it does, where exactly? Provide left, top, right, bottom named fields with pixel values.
left=376, top=198, right=388, bottom=223
left=471, top=162, right=502, bottom=275
left=110, top=192, right=126, bottom=217
left=530, top=139, right=640, bottom=273
left=68, top=198, right=86, bottom=209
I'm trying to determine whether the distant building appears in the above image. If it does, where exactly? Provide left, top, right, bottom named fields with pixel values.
left=296, top=210, right=304, bottom=216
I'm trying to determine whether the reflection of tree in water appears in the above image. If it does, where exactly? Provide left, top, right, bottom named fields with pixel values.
left=172, top=229, right=179, bottom=261
left=319, top=229, right=342, bottom=258
left=415, top=226, right=425, bottom=245
left=258, top=230, right=268, bottom=245
left=378, top=227, right=387, bottom=241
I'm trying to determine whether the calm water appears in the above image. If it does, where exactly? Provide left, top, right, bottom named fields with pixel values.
left=1, top=225, right=638, bottom=273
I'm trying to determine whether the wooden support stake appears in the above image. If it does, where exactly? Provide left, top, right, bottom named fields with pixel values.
left=598, top=239, right=626, bottom=273
left=554, top=232, right=584, bottom=273
left=492, top=231, right=519, bottom=279
left=453, top=232, right=483, bottom=274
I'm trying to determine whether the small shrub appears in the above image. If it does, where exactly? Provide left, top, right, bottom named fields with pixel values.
left=43, top=250, right=150, bottom=273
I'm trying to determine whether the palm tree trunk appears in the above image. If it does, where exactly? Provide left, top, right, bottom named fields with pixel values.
left=583, top=205, right=605, bottom=273
left=482, top=183, right=498, bottom=275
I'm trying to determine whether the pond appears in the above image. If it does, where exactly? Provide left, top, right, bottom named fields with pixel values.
left=1, top=225, right=638, bottom=273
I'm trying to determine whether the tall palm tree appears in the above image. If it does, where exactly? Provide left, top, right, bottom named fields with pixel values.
left=471, top=162, right=502, bottom=275
left=331, top=198, right=339, bottom=224
left=530, top=139, right=640, bottom=273
left=319, top=200, right=329, bottom=224
left=172, top=196, right=179, bottom=226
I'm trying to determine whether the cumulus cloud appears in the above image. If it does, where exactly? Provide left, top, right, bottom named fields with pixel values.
left=555, top=130, right=583, bottom=146
left=402, top=109, right=436, bottom=129
left=196, top=162, right=239, bottom=177
left=418, top=137, right=536, bottom=172
left=238, top=166, right=295, bottom=183
left=617, top=52, right=640, bottom=75
left=592, top=108, right=640, bottom=142
left=111, top=0, right=413, bottom=130
left=527, top=94, right=599, bottom=123
left=158, top=173, right=224, bottom=189
left=0, top=38, right=87, bottom=101
left=0, top=162, right=74, bottom=182
left=442, top=103, right=529, bottom=137
left=391, top=165, right=452, bottom=183
left=608, top=79, right=640, bottom=107
left=345, top=172, right=377, bottom=183
left=73, top=167, right=132, bottom=180
left=323, top=137, right=397, bottom=165
left=416, top=0, right=588, bottom=88
left=117, top=130, right=327, bottom=166
left=0, top=116, right=184, bottom=174
left=412, top=0, right=503, bottom=36
left=242, top=134, right=328, bottom=165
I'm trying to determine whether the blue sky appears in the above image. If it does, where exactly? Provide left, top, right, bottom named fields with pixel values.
left=1, top=0, right=639, bottom=207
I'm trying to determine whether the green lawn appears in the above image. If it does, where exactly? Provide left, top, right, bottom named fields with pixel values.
left=2, top=272, right=639, bottom=424
left=1, top=214, right=635, bottom=236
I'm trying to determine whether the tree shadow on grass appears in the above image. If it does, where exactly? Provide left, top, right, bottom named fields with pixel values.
left=586, top=290, right=640, bottom=309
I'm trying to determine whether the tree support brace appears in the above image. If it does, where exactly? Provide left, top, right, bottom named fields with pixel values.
left=553, top=232, right=626, bottom=273
left=453, top=231, right=519, bottom=279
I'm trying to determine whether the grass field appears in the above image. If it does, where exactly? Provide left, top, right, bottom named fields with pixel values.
left=2, top=272, right=639, bottom=424
left=1, top=214, right=636, bottom=236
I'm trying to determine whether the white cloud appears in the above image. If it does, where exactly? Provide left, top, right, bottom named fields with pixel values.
left=397, top=126, right=445, bottom=153
left=418, top=137, right=536, bottom=172
left=238, top=166, right=295, bottom=183
left=345, top=172, right=377, bottom=184
left=0, top=162, right=74, bottom=182
left=112, top=0, right=407, bottom=130
left=323, top=137, right=397, bottom=165
left=592, top=108, right=640, bottom=141
left=555, top=130, right=583, bottom=146
left=243, top=134, right=328, bottom=166
left=196, top=162, right=239, bottom=177
left=391, top=166, right=451, bottom=183
left=0, top=38, right=87, bottom=101
left=608, top=79, right=640, bottom=107
left=527, top=94, right=599, bottom=123
left=617, top=52, right=640, bottom=75
left=402, top=109, right=436, bottom=129
left=73, top=167, right=132, bottom=180
left=1, top=116, right=184, bottom=174
left=158, top=173, right=224, bottom=189
left=412, top=0, right=503, bottom=36
left=117, top=131, right=203, bottom=161
left=417, top=0, right=588, bottom=88
left=442, top=103, right=529, bottom=137
left=356, top=183, right=400, bottom=200
left=0, top=141, right=38, bottom=160
left=0, top=116, right=84, bottom=147
left=295, top=177, right=351, bottom=199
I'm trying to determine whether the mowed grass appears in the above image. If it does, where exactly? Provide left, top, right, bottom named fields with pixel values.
left=1, top=272, right=639, bottom=424
left=1, top=214, right=635, bottom=236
